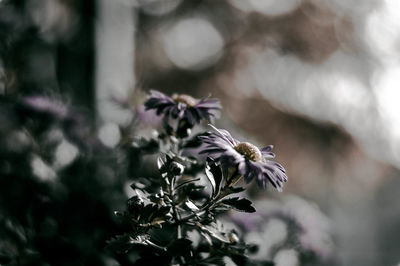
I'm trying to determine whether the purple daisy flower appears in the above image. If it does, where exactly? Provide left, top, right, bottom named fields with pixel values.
left=144, top=90, right=221, bottom=126
left=199, top=125, right=288, bottom=191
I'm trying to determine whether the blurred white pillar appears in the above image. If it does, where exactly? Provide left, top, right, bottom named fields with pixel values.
left=95, top=0, right=136, bottom=125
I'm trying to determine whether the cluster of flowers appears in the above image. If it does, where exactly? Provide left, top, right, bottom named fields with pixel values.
left=145, top=90, right=288, bottom=191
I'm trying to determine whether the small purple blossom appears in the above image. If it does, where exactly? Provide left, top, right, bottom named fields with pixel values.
left=21, top=96, right=69, bottom=119
left=144, top=90, right=221, bottom=126
left=199, top=125, right=288, bottom=191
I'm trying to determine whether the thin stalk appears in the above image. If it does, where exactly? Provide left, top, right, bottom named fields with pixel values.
left=169, top=175, right=186, bottom=265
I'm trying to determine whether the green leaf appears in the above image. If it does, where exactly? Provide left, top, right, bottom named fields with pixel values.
left=205, top=157, right=222, bottom=197
left=221, top=198, right=256, bottom=213
left=205, top=166, right=216, bottom=196
left=220, top=186, right=246, bottom=197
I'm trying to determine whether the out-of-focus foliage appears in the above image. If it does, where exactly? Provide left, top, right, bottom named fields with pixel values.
left=0, top=95, right=128, bottom=265
left=0, top=0, right=94, bottom=107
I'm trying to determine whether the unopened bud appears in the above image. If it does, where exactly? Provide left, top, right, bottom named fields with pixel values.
left=170, top=161, right=184, bottom=175
left=228, top=232, right=239, bottom=244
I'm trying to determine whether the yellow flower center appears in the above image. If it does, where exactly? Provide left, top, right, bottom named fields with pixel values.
left=172, top=94, right=197, bottom=107
left=234, top=142, right=263, bottom=162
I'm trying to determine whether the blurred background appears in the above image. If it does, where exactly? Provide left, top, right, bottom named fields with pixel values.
left=1, top=0, right=400, bottom=265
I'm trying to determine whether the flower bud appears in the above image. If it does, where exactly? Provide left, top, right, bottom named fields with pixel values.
left=170, top=161, right=184, bottom=175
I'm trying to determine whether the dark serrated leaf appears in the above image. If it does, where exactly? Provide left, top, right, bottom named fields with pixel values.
left=220, top=186, right=246, bottom=197
left=221, top=198, right=256, bottom=213
left=213, top=205, right=231, bottom=214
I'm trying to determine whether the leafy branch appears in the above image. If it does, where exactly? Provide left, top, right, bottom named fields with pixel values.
left=106, top=91, right=285, bottom=265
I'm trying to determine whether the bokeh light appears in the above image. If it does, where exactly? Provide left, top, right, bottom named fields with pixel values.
left=161, top=18, right=224, bottom=70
